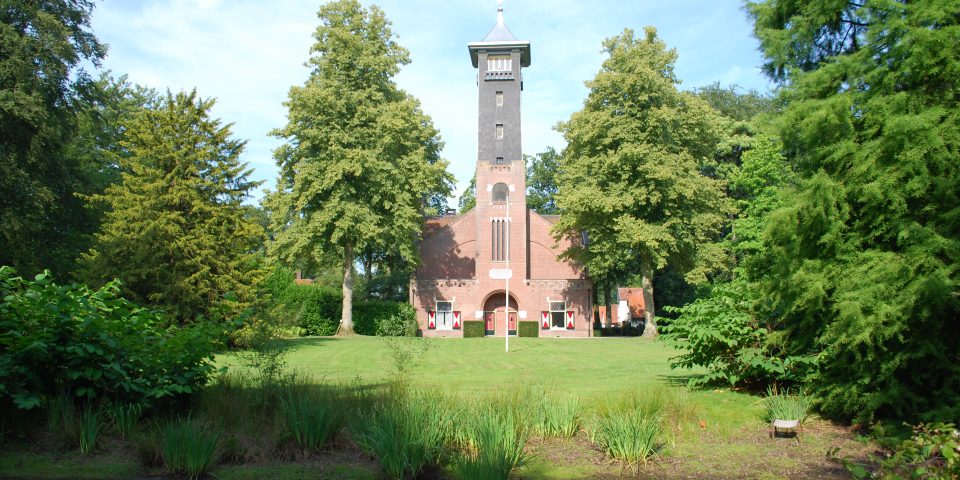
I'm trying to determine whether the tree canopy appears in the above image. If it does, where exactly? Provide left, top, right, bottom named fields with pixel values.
left=554, top=27, right=730, bottom=335
left=266, top=0, right=453, bottom=335
left=0, top=0, right=107, bottom=276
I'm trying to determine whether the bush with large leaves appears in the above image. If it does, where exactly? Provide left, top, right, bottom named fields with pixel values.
left=0, top=267, right=221, bottom=410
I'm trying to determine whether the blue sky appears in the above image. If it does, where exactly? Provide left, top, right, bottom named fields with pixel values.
left=90, top=0, right=772, bottom=203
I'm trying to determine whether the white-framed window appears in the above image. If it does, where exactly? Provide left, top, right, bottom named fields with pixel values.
left=496, top=91, right=504, bottom=107
left=496, top=124, right=504, bottom=139
left=550, top=301, right=566, bottom=329
left=487, top=55, right=512, bottom=72
left=436, top=301, right=453, bottom=330
left=495, top=156, right=505, bottom=164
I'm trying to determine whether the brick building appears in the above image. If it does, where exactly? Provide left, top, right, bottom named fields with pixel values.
left=410, top=4, right=593, bottom=337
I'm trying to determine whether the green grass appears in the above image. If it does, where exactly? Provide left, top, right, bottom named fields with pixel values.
left=219, top=336, right=761, bottom=433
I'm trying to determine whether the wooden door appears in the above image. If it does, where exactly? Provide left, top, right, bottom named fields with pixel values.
left=484, top=312, right=495, bottom=334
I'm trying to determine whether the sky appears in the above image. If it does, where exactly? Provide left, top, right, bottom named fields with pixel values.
left=90, top=0, right=773, bottom=204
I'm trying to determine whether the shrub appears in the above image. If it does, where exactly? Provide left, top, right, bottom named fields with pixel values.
left=463, top=321, right=484, bottom=338
left=377, top=307, right=431, bottom=382
left=354, top=300, right=410, bottom=335
left=517, top=321, right=539, bottom=338
left=295, top=285, right=342, bottom=336
left=161, top=418, right=220, bottom=479
left=0, top=267, right=221, bottom=412
left=763, top=387, right=813, bottom=423
left=832, top=423, right=960, bottom=480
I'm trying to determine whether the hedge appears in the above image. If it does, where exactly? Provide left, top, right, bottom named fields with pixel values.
left=518, top=321, right=539, bottom=337
left=463, top=321, right=484, bottom=338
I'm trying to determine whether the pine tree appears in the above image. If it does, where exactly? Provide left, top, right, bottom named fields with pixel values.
left=266, top=0, right=452, bottom=335
left=554, top=27, right=730, bottom=336
left=82, top=90, right=264, bottom=323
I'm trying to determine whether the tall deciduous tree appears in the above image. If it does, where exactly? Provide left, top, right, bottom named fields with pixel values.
left=525, top=147, right=561, bottom=215
left=267, top=0, right=452, bottom=335
left=747, top=0, right=960, bottom=422
left=554, top=28, right=730, bottom=337
left=0, top=0, right=106, bottom=276
left=82, top=90, right=264, bottom=324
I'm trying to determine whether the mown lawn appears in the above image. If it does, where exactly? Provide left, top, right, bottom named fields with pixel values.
left=1, top=336, right=872, bottom=479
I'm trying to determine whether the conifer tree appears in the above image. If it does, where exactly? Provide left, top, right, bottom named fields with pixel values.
left=82, top=90, right=264, bottom=323
left=748, top=0, right=960, bottom=422
left=266, top=0, right=452, bottom=335
left=554, top=28, right=730, bottom=336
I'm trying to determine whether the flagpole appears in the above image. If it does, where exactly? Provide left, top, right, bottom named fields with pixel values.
left=505, top=193, right=510, bottom=353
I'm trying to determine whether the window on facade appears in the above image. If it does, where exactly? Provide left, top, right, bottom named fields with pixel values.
left=491, top=182, right=508, bottom=203
left=550, top=301, right=566, bottom=329
left=491, top=218, right=509, bottom=261
left=496, top=91, right=504, bottom=107
left=436, top=301, right=453, bottom=330
left=487, top=55, right=512, bottom=72
left=496, top=124, right=504, bottom=139
left=495, top=157, right=505, bottom=164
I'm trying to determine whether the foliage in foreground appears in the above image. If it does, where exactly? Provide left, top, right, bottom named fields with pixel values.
left=353, top=392, right=450, bottom=479
left=454, top=408, right=527, bottom=480
left=0, top=267, right=221, bottom=411
left=160, top=418, right=221, bottom=480
left=832, top=423, right=960, bottom=480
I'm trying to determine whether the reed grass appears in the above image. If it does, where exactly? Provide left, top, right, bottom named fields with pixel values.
left=280, top=388, right=343, bottom=451
left=108, top=402, right=143, bottom=438
left=161, top=418, right=221, bottom=479
left=453, top=407, right=527, bottom=480
left=78, top=406, right=103, bottom=454
left=353, top=392, right=449, bottom=479
left=763, top=386, right=812, bottom=423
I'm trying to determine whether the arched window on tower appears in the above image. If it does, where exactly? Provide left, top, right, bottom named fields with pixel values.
left=492, top=183, right=509, bottom=203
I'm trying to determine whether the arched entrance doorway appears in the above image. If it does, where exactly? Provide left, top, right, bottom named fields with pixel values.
left=483, top=291, right=519, bottom=336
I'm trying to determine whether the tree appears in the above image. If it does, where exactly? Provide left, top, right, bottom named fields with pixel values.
left=267, top=0, right=453, bottom=335
left=747, top=0, right=960, bottom=422
left=458, top=175, right=476, bottom=212
left=525, top=147, right=561, bottom=215
left=82, top=90, right=264, bottom=323
left=0, top=0, right=106, bottom=276
left=554, top=27, right=730, bottom=336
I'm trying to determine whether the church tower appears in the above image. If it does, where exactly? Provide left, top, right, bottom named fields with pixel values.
left=468, top=1, right=531, bottom=286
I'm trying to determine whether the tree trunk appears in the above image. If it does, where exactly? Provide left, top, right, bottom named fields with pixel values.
left=362, top=250, right=373, bottom=300
left=640, top=257, right=657, bottom=337
left=338, top=244, right=355, bottom=336
left=603, top=280, right=612, bottom=328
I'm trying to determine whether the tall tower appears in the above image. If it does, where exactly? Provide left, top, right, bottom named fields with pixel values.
left=468, top=1, right=531, bottom=282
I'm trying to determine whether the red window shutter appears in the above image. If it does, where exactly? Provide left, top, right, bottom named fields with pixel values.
left=566, top=310, right=575, bottom=329
left=541, top=311, right=549, bottom=329
left=453, top=311, right=461, bottom=329
left=427, top=311, right=436, bottom=329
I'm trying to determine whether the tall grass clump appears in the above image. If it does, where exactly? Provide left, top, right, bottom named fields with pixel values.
left=353, top=392, right=449, bottom=479
left=532, top=389, right=581, bottom=438
left=763, top=386, right=812, bottom=423
left=161, top=418, right=220, bottom=479
left=109, top=402, right=143, bottom=438
left=593, top=409, right=662, bottom=468
left=454, top=408, right=527, bottom=480
left=78, top=406, right=103, bottom=454
left=280, top=388, right=344, bottom=451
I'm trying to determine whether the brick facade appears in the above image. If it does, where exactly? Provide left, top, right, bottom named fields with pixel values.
left=410, top=6, right=592, bottom=338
